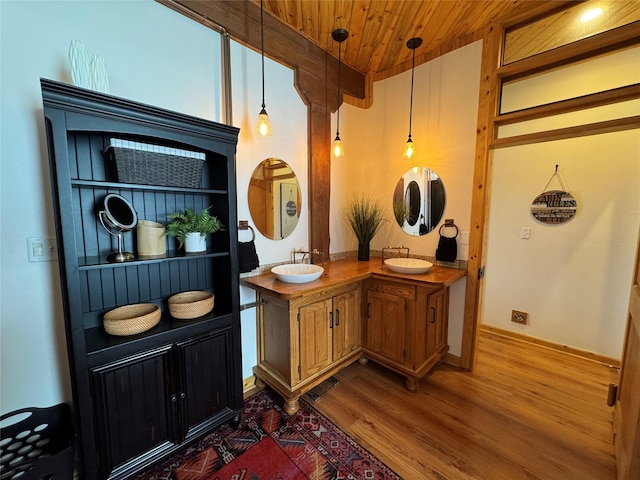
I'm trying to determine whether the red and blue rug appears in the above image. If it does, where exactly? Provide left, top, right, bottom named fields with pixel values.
left=136, top=388, right=401, bottom=480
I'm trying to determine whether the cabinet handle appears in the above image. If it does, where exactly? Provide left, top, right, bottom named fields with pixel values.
left=329, top=311, right=333, bottom=328
left=335, top=309, right=340, bottom=326
left=171, top=394, right=178, bottom=403
left=180, top=392, right=186, bottom=400
left=367, top=302, right=371, bottom=318
left=430, top=306, right=436, bottom=323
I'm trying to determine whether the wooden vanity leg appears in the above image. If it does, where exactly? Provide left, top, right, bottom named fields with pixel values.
left=405, top=377, right=420, bottom=392
left=283, top=397, right=300, bottom=415
left=254, top=375, right=267, bottom=388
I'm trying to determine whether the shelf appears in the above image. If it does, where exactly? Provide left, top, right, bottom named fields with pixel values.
left=85, top=310, right=234, bottom=366
left=71, top=179, right=227, bottom=196
left=78, top=249, right=230, bottom=270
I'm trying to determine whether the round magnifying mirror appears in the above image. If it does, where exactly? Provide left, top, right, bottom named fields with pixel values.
left=98, top=193, right=138, bottom=262
left=248, top=159, right=301, bottom=239
left=393, top=167, right=445, bottom=236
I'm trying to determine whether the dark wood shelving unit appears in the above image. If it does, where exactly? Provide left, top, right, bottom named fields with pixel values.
left=41, top=79, right=244, bottom=480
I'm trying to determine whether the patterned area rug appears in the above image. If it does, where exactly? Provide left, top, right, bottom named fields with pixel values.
left=136, top=388, right=401, bottom=480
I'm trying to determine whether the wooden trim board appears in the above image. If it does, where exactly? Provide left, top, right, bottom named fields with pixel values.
left=479, top=324, right=621, bottom=367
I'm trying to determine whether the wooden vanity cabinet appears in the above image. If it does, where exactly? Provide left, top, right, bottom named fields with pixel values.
left=255, top=283, right=361, bottom=413
left=363, top=278, right=449, bottom=390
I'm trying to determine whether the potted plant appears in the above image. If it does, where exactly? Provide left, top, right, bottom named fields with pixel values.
left=344, top=194, right=386, bottom=261
left=166, top=207, right=223, bottom=253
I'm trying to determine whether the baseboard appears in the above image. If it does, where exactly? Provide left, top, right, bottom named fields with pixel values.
left=442, top=352, right=462, bottom=367
left=243, top=375, right=257, bottom=395
left=479, top=324, right=620, bottom=367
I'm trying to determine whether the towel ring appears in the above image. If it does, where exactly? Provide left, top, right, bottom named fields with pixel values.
left=438, top=223, right=459, bottom=238
left=238, top=221, right=256, bottom=242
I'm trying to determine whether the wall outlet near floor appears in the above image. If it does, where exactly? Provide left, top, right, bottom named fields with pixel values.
left=511, top=310, right=528, bottom=325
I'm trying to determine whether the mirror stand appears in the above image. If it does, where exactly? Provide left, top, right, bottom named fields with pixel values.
left=107, top=231, right=135, bottom=262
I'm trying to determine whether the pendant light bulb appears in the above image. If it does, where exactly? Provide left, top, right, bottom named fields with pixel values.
left=402, top=136, right=415, bottom=158
left=332, top=134, right=345, bottom=158
left=256, top=0, right=273, bottom=137
left=257, top=107, right=272, bottom=137
left=403, top=37, right=422, bottom=159
left=331, top=28, right=348, bottom=157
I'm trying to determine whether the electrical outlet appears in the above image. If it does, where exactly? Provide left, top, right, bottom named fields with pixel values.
left=521, top=227, right=531, bottom=239
left=511, top=310, right=528, bottom=325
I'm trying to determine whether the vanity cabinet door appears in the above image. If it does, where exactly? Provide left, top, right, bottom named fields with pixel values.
left=426, top=287, right=448, bottom=357
left=364, top=289, right=407, bottom=365
left=298, top=298, right=333, bottom=380
left=332, top=288, right=361, bottom=361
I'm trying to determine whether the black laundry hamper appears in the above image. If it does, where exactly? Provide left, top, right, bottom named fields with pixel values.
left=0, top=403, right=75, bottom=479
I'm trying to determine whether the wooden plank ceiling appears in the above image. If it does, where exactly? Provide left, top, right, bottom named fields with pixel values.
left=251, top=0, right=568, bottom=78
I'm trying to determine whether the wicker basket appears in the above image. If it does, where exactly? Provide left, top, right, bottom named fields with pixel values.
left=103, top=304, right=161, bottom=336
left=168, top=291, right=214, bottom=319
left=106, top=145, right=205, bottom=188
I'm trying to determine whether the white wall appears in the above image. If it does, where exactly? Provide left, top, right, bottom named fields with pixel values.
left=331, top=41, right=482, bottom=356
left=230, top=41, right=308, bottom=384
left=0, top=0, right=307, bottom=414
left=481, top=46, right=640, bottom=360
left=483, top=132, right=640, bottom=358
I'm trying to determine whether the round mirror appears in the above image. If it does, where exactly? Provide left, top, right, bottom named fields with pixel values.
left=393, top=167, right=445, bottom=236
left=98, top=193, right=138, bottom=262
left=248, top=159, right=301, bottom=239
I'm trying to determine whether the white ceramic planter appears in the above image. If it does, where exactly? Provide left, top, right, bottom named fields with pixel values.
left=184, top=232, right=206, bottom=253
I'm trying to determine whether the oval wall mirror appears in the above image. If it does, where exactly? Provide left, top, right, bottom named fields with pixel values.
left=248, top=158, right=301, bottom=240
left=393, top=167, right=446, bottom=236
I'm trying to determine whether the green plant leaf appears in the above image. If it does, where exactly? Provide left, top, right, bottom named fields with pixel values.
left=166, top=207, right=223, bottom=249
left=343, top=194, right=386, bottom=245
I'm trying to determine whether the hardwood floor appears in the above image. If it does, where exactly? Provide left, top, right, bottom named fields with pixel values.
left=308, top=330, right=619, bottom=480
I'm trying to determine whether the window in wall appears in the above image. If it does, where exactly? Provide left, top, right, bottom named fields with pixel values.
left=500, top=46, right=640, bottom=114
left=503, top=0, right=640, bottom=64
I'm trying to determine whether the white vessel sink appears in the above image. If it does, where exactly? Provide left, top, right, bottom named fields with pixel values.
left=384, top=257, right=433, bottom=274
left=271, top=263, right=324, bottom=283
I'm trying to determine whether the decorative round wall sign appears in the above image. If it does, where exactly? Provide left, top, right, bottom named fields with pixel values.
left=530, top=190, right=577, bottom=224
left=286, top=200, right=297, bottom=217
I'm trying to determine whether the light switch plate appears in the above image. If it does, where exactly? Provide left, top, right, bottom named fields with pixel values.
left=27, top=237, right=58, bottom=262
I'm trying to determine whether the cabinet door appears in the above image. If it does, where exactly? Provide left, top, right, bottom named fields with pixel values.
left=91, top=346, right=175, bottom=479
left=298, top=299, right=333, bottom=380
left=364, top=290, right=406, bottom=364
left=333, top=289, right=360, bottom=361
left=426, top=287, right=448, bottom=356
left=177, top=329, right=236, bottom=440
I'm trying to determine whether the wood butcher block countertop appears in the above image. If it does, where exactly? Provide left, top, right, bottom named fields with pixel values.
left=240, top=258, right=467, bottom=300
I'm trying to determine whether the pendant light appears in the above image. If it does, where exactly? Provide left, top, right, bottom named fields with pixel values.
left=256, top=0, right=272, bottom=137
left=402, top=37, right=422, bottom=159
left=331, top=28, right=348, bottom=158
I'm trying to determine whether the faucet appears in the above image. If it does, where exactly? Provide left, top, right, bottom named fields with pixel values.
left=291, top=248, right=325, bottom=267
left=381, top=245, right=410, bottom=266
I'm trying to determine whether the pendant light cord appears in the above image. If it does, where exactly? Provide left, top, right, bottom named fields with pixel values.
left=336, top=41, right=342, bottom=136
left=408, top=46, right=415, bottom=138
left=260, top=0, right=266, bottom=110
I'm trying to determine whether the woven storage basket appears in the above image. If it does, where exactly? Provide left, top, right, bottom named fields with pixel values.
left=168, top=291, right=214, bottom=319
left=106, top=147, right=204, bottom=188
left=103, top=304, right=161, bottom=336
